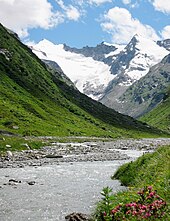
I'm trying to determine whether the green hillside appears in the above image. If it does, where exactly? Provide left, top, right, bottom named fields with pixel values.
left=140, top=89, right=170, bottom=133
left=0, top=23, right=164, bottom=138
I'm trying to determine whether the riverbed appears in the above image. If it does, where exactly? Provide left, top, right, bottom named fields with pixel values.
left=0, top=138, right=170, bottom=221
left=0, top=160, right=128, bottom=221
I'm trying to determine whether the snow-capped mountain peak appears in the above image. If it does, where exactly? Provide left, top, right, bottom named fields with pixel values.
left=32, top=39, right=115, bottom=100
left=31, top=35, right=169, bottom=104
left=110, top=34, right=169, bottom=83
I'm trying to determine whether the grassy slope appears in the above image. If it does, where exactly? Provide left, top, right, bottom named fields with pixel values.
left=140, top=89, right=170, bottom=133
left=0, top=23, right=166, bottom=139
left=95, top=145, right=170, bottom=220
left=113, top=146, right=170, bottom=201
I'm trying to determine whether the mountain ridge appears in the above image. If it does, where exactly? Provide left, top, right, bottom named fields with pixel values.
left=32, top=35, right=169, bottom=108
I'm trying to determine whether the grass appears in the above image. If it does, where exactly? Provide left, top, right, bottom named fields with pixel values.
left=94, top=145, right=170, bottom=220
left=113, top=145, right=170, bottom=201
left=0, top=135, right=44, bottom=156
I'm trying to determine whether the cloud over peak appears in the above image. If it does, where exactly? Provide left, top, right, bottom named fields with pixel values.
left=151, top=0, right=170, bottom=14
left=101, top=7, right=159, bottom=44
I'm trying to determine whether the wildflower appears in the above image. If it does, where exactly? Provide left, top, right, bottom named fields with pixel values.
left=145, top=212, right=151, bottom=218
left=126, top=210, right=131, bottom=215
left=148, top=186, right=152, bottom=191
left=132, top=211, right=137, bottom=216
left=149, top=192, right=155, bottom=197
left=141, top=205, right=147, bottom=210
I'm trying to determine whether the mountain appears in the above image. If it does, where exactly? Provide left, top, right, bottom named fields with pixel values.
left=63, top=41, right=125, bottom=65
left=0, top=23, right=160, bottom=138
left=109, top=54, right=170, bottom=118
left=32, top=40, right=116, bottom=100
left=99, top=35, right=169, bottom=109
left=32, top=35, right=169, bottom=109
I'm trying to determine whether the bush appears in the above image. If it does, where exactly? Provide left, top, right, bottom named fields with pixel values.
left=95, top=186, right=168, bottom=221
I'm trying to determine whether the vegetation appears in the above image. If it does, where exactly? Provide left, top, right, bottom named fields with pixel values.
left=0, top=23, right=165, bottom=140
left=95, top=145, right=170, bottom=220
left=140, top=88, right=170, bottom=133
left=0, top=135, right=43, bottom=155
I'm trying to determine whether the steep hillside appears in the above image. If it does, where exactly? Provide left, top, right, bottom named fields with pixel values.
left=140, top=88, right=170, bottom=132
left=0, top=24, right=161, bottom=138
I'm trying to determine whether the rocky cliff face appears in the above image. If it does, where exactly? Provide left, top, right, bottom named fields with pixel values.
left=157, top=39, right=170, bottom=51
left=63, top=42, right=118, bottom=62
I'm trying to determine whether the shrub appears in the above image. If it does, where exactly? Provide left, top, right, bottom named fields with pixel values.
left=95, top=186, right=168, bottom=221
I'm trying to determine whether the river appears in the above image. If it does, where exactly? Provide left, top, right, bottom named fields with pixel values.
left=0, top=139, right=170, bottom=221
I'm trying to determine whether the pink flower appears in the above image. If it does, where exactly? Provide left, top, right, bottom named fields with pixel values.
left=145, top=212, right=151, bottom=217
left=141, top=205, right=147, bottom=210
left=148, top=186, right=152, bottom=191
left=111, top=209, right=117, bottom=214
left=126, top=210, right=131, bottom=215
left=132, top=203, right=137, bottom=207
left=132, top=211, right=137, bottom=216
left=149, top=192, right=155, bottom=197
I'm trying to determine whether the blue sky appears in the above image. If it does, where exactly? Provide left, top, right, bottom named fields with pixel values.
left=0, top=0, right=170, bottom=48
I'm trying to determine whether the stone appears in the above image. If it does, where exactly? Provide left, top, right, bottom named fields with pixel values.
left=45, top=154, right=63, bottom=159
left=12, top=126, right=19, bottom=130
left=65, top=213, right=90, bottom=221
left=9, top=179, right=21, bottom=183
left=121, top=147, right=128, bottom=150
left=6, top=145, right=11, bottom=148
left=6, top=151, right=13, bottom=159
left=27, top=181, right=35, bottom=185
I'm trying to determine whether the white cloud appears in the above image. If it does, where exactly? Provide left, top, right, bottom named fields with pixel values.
left=56, top=0, right=81, bottom=21
left=66, top=5, right=81, bottom=21
left=122, top=0, right=131, bottom=4
left=0, top=0, right=64, bottom=38
left=101, top=7, right=159, bottom=44
left=88, top=0, right=112, bottom=6
left=150, top=0, right=170, bottom=14
left=161, top=26, right=170, bottom=39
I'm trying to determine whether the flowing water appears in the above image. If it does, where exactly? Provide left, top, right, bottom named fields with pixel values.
left=0, top=149, right=147, bottom=221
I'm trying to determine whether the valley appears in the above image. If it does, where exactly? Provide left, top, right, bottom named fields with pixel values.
left=0, top=20, right=170, bottom=221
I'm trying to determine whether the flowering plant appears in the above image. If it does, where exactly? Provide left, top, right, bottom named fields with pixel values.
left=97, top=186, right=168, bottom=220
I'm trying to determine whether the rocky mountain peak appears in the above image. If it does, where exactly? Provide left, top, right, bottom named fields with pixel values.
left=63, top=41, right=117, bottom=61
left=157, top=39, right=170, bottom=51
